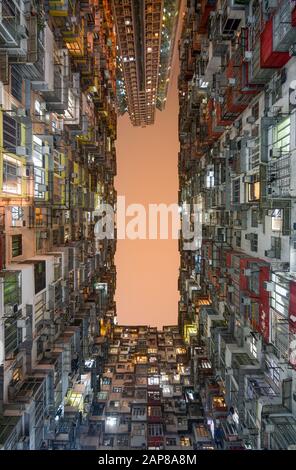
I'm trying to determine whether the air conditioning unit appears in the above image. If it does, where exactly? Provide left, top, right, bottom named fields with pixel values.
left=5, top=303, right=18, bottom=316
left=246, top=116, right=256, bottom=124
left=228, top=286, right=234, bottom=293
left=243, top=175, right=255, bottom=183
left=265, top=249, right=275, bottom=257
left=270, top=148, right=282, bottom=159
left=267, top=185, right=280, bottom=196
left=16, top=108, right=27, bottom=118
left=243, top=269, right=252, bottom=277
left=16, top=146, right=27, bottom=156
left=42, top=145, right=50, bottom=155
left=244, top=51, right=252, bottom=62
left=247, top=16, right=255, bottom=25
left=44, top=310, right=52, bottom=321
left=264, top=423, right=275, bottom=433
left=17, top=318, right=27, bottom=328
left=40, top=231, right=48, bottom=239
left=71, top=172, right=78, bottom=179
left=241, top=296, right=251, bottom=305
left=263, top=281, right=274, bottom=292
left=44, top=348, right=52, bottom=358
left=38, top=184, right=47, bottom=192
left=246, top=139, right=256, bottom=149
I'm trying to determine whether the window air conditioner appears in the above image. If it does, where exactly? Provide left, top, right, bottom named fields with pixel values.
left=246, top=139, right=256, bottom=149
left=42, top=145, right=50, bottom=155
left=265, top=249, right=275, bottom=257
left=38, top=184, right=47, bottom=192
left=244, top=51, right=252, bottom=62
left=263, top=281, right=274, bottom=292
left=246, top=116, right=256, bottom=124
left=5, top=303, right=18, bottom=316
left=241, top=296, right=251, bottom=305
left=16, top=146, right=27, bottom=156
left=16, top=108, right=27, bottom=118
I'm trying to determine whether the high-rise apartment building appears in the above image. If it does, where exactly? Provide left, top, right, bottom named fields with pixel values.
left=78, top=325, right=213, bottom=450
left=112, top=0, right=180, bottom=126
left=178, top=0, right=296, bottom=450
left=0, top=0, right=117, bottom=450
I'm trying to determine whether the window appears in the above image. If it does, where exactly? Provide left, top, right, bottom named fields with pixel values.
left=206, top=167, right=214, bottom=188
left=251, top=102, right=259, bottom=121
left=148, top=424, right=163, bottom=437
left=12, top=234, right=22, bottom=257
left=132, top=423, right=145, bottom=436
left=232, top=179, right=240, bottom=204
left=11, top=65, right=22, bottom=102
left=34, top=260, right=46, bottom=294
left=148, top=376, right=159, bottom=386
left=112, top=386, right=122, bottom=393
left=180, top=436, right=191, bottom=447
left=11, top=206, right=24, bottom=227
left=148, top=406, right=161, bottom=417
left=250, top=336, right=258, bottom=359
left=248, top=267, right=259, bottom=295
left=272, top=117, right=290, bottom=154
left=250, top=233, right=258, bottom=252
left=34, top=292, right=46, bottom=333
left=235, top=230, right=241, bottom=247
left=248, top=181, right=260, bottom=202
left=3, top=155, right=22, bottom=194
left=110, top=400, right=120, bottom=408
left=2, top=113, right=21, bottom=153
left=266, top=358, right=281, bottom=388
left=3, top=272, right=21, bottom=306
left=166, top=438, right=177, bottom=446
left=33, top=135, right=46, bottom=199
left=271, top=236, right=281, bottom=259
left=251, top=209, right=258, bottom=228
left=133, top=407, right=145, bottom=417
left=4, top=309, right=22, bottom=359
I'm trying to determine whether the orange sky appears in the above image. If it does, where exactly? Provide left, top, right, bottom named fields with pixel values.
left=114, top=51, right=180, bottom=328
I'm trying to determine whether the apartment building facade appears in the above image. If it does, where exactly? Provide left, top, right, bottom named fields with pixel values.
left=0, top=0, right=117, bottom=450
left=178, top=0, right=296, bottom=450
left=79, top=325, right=214, bottom=450
left=112, top=0, right=180, bottom=126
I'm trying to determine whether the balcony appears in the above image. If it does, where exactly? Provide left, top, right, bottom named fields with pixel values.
left=47, top=0, right=69, bottom=17
left=198, top=0, right=217, bottom=34
left=0, top=0, right=27, bottom=53
left=260, top=18, right=290, bottom=69
left=273, top=2, right=296, bottom=52
left=42, top=49, right=69, bottom=112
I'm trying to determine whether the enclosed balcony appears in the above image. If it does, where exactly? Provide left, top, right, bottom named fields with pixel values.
left=47, top=0, right=69, bottom=17
left=0, top=0, right=26, bottom=52
left=198, top=0, right=217, bottom=34
left=273, top=1, right=296, bottom=52
left=260, top=18, right=290, bottom=69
